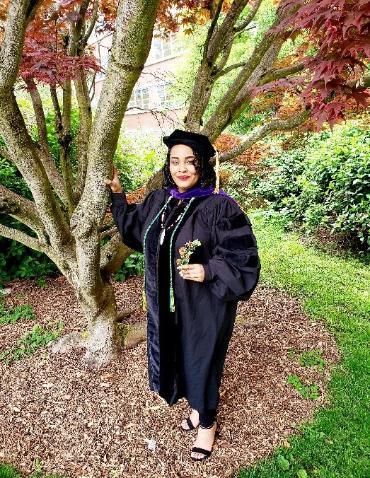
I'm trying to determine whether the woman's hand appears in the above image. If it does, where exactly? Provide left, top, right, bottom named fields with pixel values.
left=177, top=264, right=205, bottom=282
left=105, top=166, right=123, bottom=193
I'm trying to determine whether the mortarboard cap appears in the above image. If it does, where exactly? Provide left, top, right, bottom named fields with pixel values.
left=163, top=129, right=216, bottom=159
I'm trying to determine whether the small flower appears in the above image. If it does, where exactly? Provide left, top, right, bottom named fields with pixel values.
left=178, top=246, right=187, bottom=258
left=176, top=239, right=202, bottom=266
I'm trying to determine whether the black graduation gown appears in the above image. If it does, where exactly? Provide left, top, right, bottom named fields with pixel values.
left=110, top=188, right=261, bottom=414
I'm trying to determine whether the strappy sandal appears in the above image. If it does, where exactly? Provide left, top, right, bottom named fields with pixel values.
left=181, top=416, right=199, bottom=431
left=180, top=409, right=199, bottom=431
left=190, top=421, right=219, bottom=462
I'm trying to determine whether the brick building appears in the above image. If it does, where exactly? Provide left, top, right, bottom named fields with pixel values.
left=92, top=30, right=188, bottom=136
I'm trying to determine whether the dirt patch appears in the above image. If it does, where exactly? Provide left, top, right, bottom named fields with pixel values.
left=0, top=276, right=340, bottom=478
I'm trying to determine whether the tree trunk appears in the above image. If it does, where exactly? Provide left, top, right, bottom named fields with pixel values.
left=50, top=274, right=149, bottom=368
left=79, top=281, right=121, bottom=368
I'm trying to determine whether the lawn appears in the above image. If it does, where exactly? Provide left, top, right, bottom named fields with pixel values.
left=237, top=211, right=370, bottom=478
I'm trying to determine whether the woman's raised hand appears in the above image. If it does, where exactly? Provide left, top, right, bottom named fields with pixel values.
left=105, top=166, right=123, bottom=193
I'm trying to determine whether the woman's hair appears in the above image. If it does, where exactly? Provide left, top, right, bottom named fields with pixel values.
left=161, top=145, right=216, bottom=189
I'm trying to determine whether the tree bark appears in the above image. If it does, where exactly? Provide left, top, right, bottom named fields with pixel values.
left=60, top=0, right=160, bottom=367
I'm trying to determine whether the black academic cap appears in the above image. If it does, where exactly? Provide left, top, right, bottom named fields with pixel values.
left=163, top=129, right=216, bottom=159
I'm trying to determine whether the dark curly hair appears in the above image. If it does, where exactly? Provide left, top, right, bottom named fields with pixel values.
left=161, top=145, right=216, bottom=189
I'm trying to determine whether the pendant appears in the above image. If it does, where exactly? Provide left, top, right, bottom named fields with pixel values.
left=159, top=228, right=166, bottom=245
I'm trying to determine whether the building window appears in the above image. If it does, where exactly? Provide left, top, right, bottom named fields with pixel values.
left=127, top=81, right=181, bottom=112
left=147, top=32, right=180, bottom=63
left=141, top=87, right=149, bottom=109
left=156, top=83, right=167, bottom=108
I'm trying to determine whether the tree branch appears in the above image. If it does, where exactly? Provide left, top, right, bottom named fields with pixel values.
left=50, top=85, right=63, bottom=126
left=74, top=68, right=92, bottom=203
left=0, top=223, right=44, bottom=253
left=215, top=108, right=310, bottom=163
left=36, top=148, right=69, bottom=205
left=212, top=35, right=235, bottom=75
left=0, top=144, right=11, bottom=163
left=49, top=85, right=74, bottom=211
left=68, top=1, right=94, bottom=203
left=0, top=183, right=47, bottom=240
left=203, top=0, right=225, bottom=61
left=259, top=61, right=305, bottom=85
left=214, top=60, right=246, bottom=80
left=234, top=0, right=263, bottom=32
left=81, top=0, right=99, bottom=47
left=21, top=79, right=69, bottom=204
left=204, top=34, right=286, bottom=138
left=60, top=81, right=75, bottom=211
left=100, top=233, right=132, bottom=276
left=185, top=0, right=252, bottom=130
left=207, top=0, right=250, bottom=62
left=24, top=78, right=48, bottom=150
left=0, top=90, right=73, bottom=252
left=0, top=0, right=41, bottom=92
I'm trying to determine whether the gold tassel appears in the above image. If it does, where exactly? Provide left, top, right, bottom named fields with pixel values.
left=213, top=148, right=220, bottom=194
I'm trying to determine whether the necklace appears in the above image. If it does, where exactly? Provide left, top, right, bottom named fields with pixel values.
left=159, top=199, right=186, bottom=245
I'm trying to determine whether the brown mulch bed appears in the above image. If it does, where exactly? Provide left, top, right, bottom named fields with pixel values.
left=0, top=276, right=340, bottom=478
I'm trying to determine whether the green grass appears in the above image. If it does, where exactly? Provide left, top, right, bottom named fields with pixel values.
left=299, top=350, right=326, bottom=371
left=0, top=303, right=35, bottom=325
left=237, top=211, right=370, bottom=478
left=286, top=374, right=320, bottom=400
left=0, top=322, right=63, bottom=364
left=0, top=459, right=66, bottom=478
left=0, top=464, right=21, bottom=478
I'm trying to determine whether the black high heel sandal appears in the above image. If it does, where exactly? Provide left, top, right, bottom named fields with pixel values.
left=180, top=409, right=199, bottom=431
left=181, top=416, right=199, bottom=431
left=190, top=421, right=219, bottom=462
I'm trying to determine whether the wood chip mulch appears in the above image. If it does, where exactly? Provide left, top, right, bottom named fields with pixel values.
left=0, top=276, right=340, bottom=478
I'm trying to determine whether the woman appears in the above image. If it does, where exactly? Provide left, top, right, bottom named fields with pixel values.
left=105, top=129, right=261, bottom=461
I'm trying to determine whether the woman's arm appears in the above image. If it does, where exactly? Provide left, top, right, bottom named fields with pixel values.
left=110, top=190, right=157, bottom=253
left=105, top=167, right=156, bottom=253
left=202, top=197, right=261, bottom=302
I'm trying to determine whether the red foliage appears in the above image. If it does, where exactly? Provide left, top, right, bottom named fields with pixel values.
left=215, top=133, right=271, bottom=170
left=271, top=0, right=370, bottom=128
left=16, top=0, right=101, bottom=87
left=21, top=32, right=100, bottom=87
left=156, top=0, right=232, bottom=34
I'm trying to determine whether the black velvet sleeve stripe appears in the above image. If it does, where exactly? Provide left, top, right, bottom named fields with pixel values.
left=203, top=197, right=261, bottom=301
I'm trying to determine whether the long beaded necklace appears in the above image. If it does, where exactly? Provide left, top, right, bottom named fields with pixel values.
left=159, top=198, right=186, bottom=245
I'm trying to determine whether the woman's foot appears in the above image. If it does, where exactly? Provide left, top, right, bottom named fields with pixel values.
left=190, top=421, right=217, bottom=460
left=181, top=408, right=199, bottom=431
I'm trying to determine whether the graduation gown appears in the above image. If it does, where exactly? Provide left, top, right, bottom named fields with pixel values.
left=110, top=188, right=261, bottom=413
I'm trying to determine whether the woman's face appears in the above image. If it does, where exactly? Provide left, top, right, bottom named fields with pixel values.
left=169, top=144, right=200, bottom=192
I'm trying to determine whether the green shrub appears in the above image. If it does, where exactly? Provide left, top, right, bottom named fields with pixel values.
left=0, top=321, right=63, bottom=364
left=251, top=120, right=370, bottom=252
left=114, top=251, right=144, bottom=281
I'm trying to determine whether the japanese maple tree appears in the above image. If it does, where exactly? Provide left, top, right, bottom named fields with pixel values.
left=0, top=0, right=368, bottom=367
